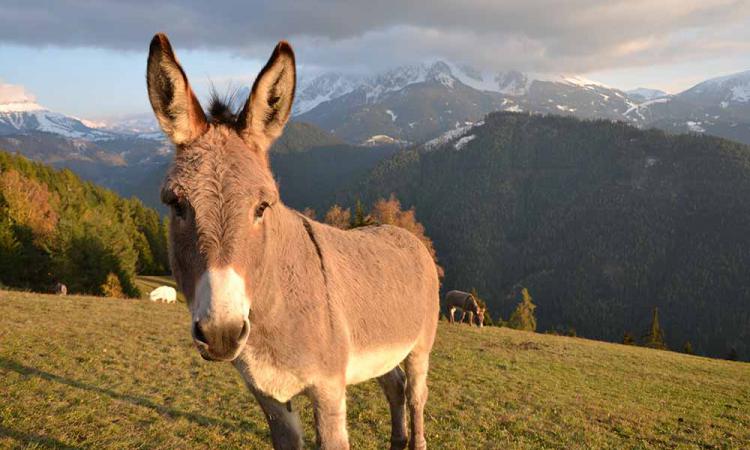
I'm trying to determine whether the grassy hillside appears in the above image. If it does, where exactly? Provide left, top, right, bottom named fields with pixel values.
left=354, top=112, right=750, bottom=360
left=0, top=151, right=169, bottom=297
left=1, top=291, right=747, bottom=449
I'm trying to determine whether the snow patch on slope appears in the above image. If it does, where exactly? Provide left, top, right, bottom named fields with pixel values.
left=424, top=121, right=483, bottom=151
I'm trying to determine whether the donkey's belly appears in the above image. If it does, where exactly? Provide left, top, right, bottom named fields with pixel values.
left=345, top=343, right=414, bottom=385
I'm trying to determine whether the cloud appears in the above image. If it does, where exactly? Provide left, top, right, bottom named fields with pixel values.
left=0, top=80, right=35, bottom=103
left=1, top=0, right=749, bottom=74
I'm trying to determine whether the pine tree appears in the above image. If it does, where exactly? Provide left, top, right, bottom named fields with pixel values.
left=349, top=199, right=373, bottom=228
left=622, top=332, right=636, bottom=345
left=643, top=307, right=668, bottom=350
left=508, top=288, right=537, bottom=331
left=683, top=341, right=694, bottom=355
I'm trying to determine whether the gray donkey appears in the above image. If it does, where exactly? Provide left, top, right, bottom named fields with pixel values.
left=443, top=290, right=485, bottom=327
left=146, top=34, right=440, bottom=450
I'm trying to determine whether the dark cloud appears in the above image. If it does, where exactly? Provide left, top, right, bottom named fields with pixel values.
left=2, top=0, right=749, bottom=73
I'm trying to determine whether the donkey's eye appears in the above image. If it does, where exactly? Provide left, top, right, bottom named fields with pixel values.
left=254, top=201, right=270, bottom=221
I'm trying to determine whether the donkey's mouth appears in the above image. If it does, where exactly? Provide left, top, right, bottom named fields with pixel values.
left=192, top=317, right=251, bottom=362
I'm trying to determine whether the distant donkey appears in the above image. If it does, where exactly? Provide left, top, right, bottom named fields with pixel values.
left=146, top=34, right=440, bottom=450
left=54, top=282, right=67, bottom=296
left=443, top=290, right=485, bottom=328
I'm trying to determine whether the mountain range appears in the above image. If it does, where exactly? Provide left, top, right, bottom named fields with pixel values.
left=3, top=63, right=750, bottom=214
left=294, top=64, right=750, bottom=146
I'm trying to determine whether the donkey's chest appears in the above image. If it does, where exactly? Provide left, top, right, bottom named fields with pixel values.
left=234, top=348, right=307, bottom=403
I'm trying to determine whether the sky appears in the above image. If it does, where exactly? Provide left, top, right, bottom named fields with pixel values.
left=1, top=0, right=750, bottom=118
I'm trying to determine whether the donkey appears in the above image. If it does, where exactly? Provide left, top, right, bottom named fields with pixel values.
left=443, top=290, right=485, bottom=328
left=146, top=34, right=440, bottom=450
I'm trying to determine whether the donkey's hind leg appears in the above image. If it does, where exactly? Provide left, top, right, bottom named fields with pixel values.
left=378, top=367, right=408, bottom=450
left=250, top=388, right=304, bottom=450
left=404, top=350, right=431, bottom=450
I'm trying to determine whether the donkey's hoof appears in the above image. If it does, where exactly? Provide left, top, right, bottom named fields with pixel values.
left=390, top=437, right=408, bottom=450
left=408, top=438, right=427, bottom=450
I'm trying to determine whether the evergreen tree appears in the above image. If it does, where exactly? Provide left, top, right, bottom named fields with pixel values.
left=683, top=341, right=694, bottom=355
left=622, top=332, right=636, bottom=345
left=726, top=348, right=738, bottom=361
left=508, top=288, right=537, bottom=331
left=349, top=198, right=373, bottom=228
left=642, top=307, right=668, bottom=350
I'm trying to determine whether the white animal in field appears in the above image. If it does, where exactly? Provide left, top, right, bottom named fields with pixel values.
left=149, top=286, right=177, bottom=303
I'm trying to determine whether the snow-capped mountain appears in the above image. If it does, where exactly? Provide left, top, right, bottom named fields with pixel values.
left=626, top=87, right=668, bottom=102
left=294, top=62, right=750, bottom=146
left=294, top=61, right=639, bottom=144
left=679, top=70, right=750, bottom=108
left=294, top=73, right=365, bottom=115
left=90, top=113, right=164, bottom=140
left=623, top=70, right=750, bottom=145
left=0, top=100, right=116, bottom=140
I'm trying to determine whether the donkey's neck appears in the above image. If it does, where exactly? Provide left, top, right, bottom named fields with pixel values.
left=249, top=204, right=328, bottom=321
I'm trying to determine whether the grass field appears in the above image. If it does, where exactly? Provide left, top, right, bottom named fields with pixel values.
left=1, top=290, right=748, bottom=449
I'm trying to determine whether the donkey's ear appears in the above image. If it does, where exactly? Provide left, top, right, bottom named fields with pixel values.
left=237, top=41, right=296, bottom=148
left=147, top=33, right=208, bottom=145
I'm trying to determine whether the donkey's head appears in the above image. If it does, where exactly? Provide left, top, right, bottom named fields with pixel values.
left=147, top=33, right=295, bottom=362
left=476, top=307, right=486, bottom=328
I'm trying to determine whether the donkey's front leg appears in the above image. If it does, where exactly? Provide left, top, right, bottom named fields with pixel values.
left=310, top=382, right=349, bottom=450
left=250, top=387, right=304, bottom=450
left=378, top=367, right=408, bottom=450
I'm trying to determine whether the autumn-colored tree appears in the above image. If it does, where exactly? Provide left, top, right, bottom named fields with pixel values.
left=100, top=272, right=124, bottom=298
left=642, top=307, right=668, bottom=350
left=370, top=194, right=443, bottom=277
left=508, top=287, right=537, bottom=331
left=324, top=204, right=351, bottom=229
left=0, top=169, right=58, bottom=241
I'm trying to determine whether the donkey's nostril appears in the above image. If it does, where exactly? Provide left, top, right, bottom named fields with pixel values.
left=237, top=318, right=250, bottom=343
left=193, top=321, right=208, bottom=345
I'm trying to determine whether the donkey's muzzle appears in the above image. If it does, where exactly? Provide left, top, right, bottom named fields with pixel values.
left=192, top=317, right=250, bottom=362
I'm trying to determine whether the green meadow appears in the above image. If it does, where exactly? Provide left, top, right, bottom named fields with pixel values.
left=1, top=290, right=748, bottom=449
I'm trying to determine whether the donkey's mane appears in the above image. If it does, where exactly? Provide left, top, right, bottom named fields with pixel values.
left=207, top=88, right=243, bottom=126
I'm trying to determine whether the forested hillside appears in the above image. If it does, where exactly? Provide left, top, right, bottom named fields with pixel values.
left=352, top=112, right=750, bottom=360
left=0, top=151, right=169, bottom=297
